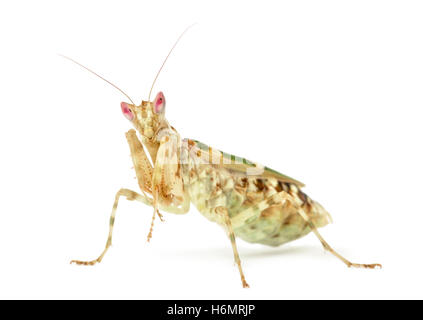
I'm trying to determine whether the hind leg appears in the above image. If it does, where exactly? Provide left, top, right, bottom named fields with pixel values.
left=295, top=206, right=381, bottom=269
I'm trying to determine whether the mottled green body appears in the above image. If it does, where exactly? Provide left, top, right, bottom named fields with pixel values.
left=66, top=31, right=381, bottom=285
left=181, top=139, right=332, bottom=246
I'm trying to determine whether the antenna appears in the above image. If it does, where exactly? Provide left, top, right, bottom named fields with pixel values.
left=59, top=54, right=136, bottom=105
left=148, top=24, right=196, bottom=101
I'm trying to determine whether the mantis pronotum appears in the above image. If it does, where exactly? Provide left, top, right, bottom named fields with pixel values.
left=64, top=27, right=381, bottom=288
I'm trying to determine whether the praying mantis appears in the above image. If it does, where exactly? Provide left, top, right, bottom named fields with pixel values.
left=64, top=27, right=381, bottom=288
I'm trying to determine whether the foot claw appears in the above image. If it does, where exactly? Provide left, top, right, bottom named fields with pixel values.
left=349, top=263, right=382, bottom=269
left=242, top=281, right=250, bottom=288
left=70, top=259, right=100, bottom=266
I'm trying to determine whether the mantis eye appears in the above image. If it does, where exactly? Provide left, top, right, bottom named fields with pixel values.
left=153, top=91, right=166, bottom=113
left=121, top=102, right=134, bottom=121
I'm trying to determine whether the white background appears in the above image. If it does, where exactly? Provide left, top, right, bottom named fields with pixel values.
left=0, top=1, right=422, bottom=299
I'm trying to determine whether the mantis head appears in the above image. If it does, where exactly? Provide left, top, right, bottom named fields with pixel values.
left=120, top=91, right=168, bottom=142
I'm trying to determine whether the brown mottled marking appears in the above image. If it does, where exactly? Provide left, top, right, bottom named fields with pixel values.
left=282, top=212, right=295, bottom=226
left=196, top=150, right=202, bottom=157
left=275, top=181, right=283, bottom=192
left=188, top=139, right=195, bottom=147
left=260, top=205, right=276, bottom=218
left=254, top=178, right=266, bottom=191
left=297, top=189, right=307, bottom=204
left=245, top=191, right=262, bottom=206
left=189, top=169, right=196, bottom=179
left=176, top=163, right=181, bottom=178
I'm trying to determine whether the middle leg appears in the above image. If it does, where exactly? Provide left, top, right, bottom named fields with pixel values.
left=215, top=206, right=250, bottom=288
left=71, top=188, right=155, bottom=265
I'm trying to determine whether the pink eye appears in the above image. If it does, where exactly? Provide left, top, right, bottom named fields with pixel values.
left=153, top=92, right=166, bottom=113
left=121, top=102, right=134, bottom=121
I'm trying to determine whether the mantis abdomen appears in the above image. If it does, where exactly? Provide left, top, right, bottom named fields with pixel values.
left=182, top=139, right=332, bottom=247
